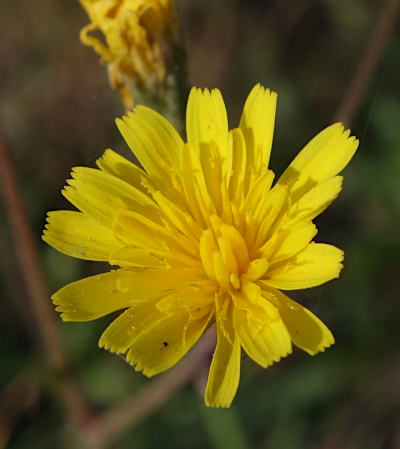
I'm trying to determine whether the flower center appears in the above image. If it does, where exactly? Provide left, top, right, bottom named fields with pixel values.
left=199, top=215, right=269, bottom=291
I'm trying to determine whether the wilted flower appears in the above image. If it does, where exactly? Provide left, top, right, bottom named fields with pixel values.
left=79, top=0, right=179, bottom=108
left=43, top=84, right=358, bottom=407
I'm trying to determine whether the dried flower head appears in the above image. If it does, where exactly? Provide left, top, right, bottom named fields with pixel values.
left=79, top=0, right=179, bottom=108
left=43, top=85, right=358, bottom=407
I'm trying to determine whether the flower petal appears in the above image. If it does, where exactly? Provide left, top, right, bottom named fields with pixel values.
left=205, top=308, right=241, bottom=407
left=62, top=167, right=160, bottom=227
left=241, top=170, right=275, bottom=218
left=288, top=176, right=343, bottom=223
left=96, top=148, right=150, bottom=195
left=52, top=270, right=136, bottom=321
left=43, top=211, right=122, bottom=261
left=109, top=247, right=167, bottom=268
left=99, top=278, right=214, bottom=355
left=52, top=268, right=185, bottom=321
left=261, top=221, right=318, bottom=264
left=186, top=88, right=230, bottom=213
left=278, top=123, right=358, bottom=202
left=253, top=184, right=288, bottom=248
left=125, top=308, right=212, bottom=377
left=116, top=105, right=183, bottom=179
left=263, top=243, right=344, bottom=290
left=99, top=301, right=167, bottom=354
left=228, top=128, right=247, bottom=202
left=232, top=289, right=292, bottom=368
left=179, top=142, right=216, bottom=224
left=156, top=285, right=216, bottom=317
left=265, top=288, right=334, bottom=355
left=239, top=83, right=277, bottom=171
left=113, top=208, right=166, bottom=250
left=186, top=87, right=228, bottom=156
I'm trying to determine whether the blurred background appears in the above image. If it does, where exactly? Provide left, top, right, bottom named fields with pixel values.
left=1, top=0, right=399, bottom=448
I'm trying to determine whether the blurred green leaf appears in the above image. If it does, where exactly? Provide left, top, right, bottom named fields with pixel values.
left=200, top=406, right=249, bottom=449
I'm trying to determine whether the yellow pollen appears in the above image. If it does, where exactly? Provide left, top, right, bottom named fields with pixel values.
left=199, top=217, right=260, bottom=292
left=230, top=273, right=241, bottom=290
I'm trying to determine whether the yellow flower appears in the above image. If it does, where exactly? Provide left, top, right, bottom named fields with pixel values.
left=43, top=85, right=358, bottom=407
left=79, top=0, right=179, bottom=108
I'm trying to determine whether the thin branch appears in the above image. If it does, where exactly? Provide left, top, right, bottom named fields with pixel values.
left=0, top=132, right=92, bottom=427
left=83, top=326, right=217, bottom=449
left=334, top=0, right=399, bottom=127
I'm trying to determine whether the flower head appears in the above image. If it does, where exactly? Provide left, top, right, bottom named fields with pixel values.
left=79, top=0, right=179, bottom=108
left=43, top=85, right=358, bottom=407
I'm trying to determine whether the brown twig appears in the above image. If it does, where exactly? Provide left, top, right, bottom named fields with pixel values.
left=83, top=326, right=216, bottom=449
left=334, top=0, right=399, bottom=127
left=0, top=132, right=91, bottom=427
